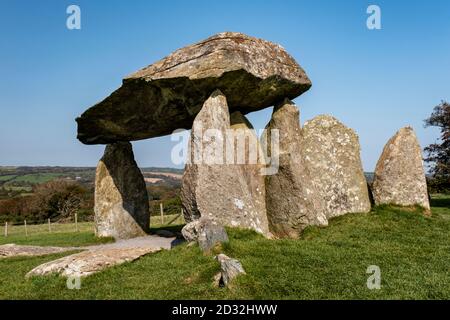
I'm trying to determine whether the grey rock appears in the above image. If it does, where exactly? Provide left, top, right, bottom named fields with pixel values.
left=26, top=247, right=158, bottom=278
left=0, top=244, right=77, bottom=258
left=302, top=115, right=371, bottom=218
left=372, top=127, right=430, bottom=212
left=215, top=254, right=246, bottom=286
left=263, top=99, right=328, bottom=238
left=76, top=32, right=311, bottom=144
left=230, top=111, right=270, bottom=236
left=181, top=90, right=271, bottom=235
left=94, top=142, right=150, bottom=239
left=182, top=217, right=229, bottom=252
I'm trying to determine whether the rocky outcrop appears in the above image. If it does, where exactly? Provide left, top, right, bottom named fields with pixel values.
left=181, top=90, right=271, bottom=236
left=263, top=99, right=328, bottom=238
left=95, top=142, right=150, bottom=239
left=182, top=217, right=229, bottom=252
left=372, top=127, right=430, bottom=212
left=0, top=244, right=77, bottom=258
left=302, top=115, right=371, bottom=218
left=76, top=32, right=311, bottom=144
left=215, top=254, right=246, bottom=287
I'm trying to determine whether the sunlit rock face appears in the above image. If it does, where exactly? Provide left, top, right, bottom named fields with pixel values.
left=94, top=142, right=150, bottom=239
left=372, top=127, right=430, bottom=212
left=302, top=115, right=371, bottom=218
left=181, top=90, right=270, bottom=236
left=263, top=99, right=328, bottom=239
left=76, top=32, right=311, bottom=145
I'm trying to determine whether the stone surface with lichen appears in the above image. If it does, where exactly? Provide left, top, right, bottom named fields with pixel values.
left=76, top=32, right=311, bottom=144
left=302, top=115, right=371, bottom=218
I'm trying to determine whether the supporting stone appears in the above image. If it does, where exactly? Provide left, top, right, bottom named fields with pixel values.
left=263, top=99, right=328, bottom=238
left=181, top=90, right=271, bottom=236
left=230, top=111, right=270, bottom=236
left=302, top=115, right=371, bottom=218
left=95, top=142, right=150, bottom=239
left=372, top=127, right=430, bottom=212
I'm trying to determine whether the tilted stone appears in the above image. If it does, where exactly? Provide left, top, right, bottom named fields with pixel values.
left=76, top=32, right=311, bottom=144
left=95, top=142, right=150, bottom=239
left=372, top=127, right=430, bottom=212
left=181, top=90, right=271, bottom=236
left=302, top=115, right=371, bottom=218
left=263, top=99, right=328, bottom=238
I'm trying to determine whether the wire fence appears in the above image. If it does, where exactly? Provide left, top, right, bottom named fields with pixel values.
left=2, top=212, right=185, bottom=238
left=3, top=219, right=94, bottom=238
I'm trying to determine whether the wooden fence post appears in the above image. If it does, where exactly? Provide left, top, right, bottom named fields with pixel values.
left=48, top=218, right=51, bottom=233
left=24, top=220, right=28, bottom=237
left=75, top=212, right=78, bottom=232
left=160, top=203, right=164, bottom=224
left=4, top=222, right=7, bottom=237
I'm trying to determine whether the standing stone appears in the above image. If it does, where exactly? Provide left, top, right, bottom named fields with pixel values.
left=263, top=99, right=328, bottom=239
left=95, top=142, right=150, bottom=239
left=372, top=127, right=430, bottom=212
left=302, top=115, right=371, bottom=218
left=181, top=90, right=270, bottom=236
left=230, top=111, right=270, bottom=236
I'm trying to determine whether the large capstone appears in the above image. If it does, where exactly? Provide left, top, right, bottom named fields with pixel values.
left=95, top=142, right=150, bottom=239
left=372, top=127, right=430, bottom=212
left=302, top=115, right=371, bottom=218
left=76, top=32, right=311, bottom=144
left=263, top=99, right=328, bottom=238
left=181, top=90, right=271, bottom=236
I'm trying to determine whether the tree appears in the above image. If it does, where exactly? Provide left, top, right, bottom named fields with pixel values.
left=32, top=180, right=86, bottom=221
left=424, top=101, right=450, bottom=193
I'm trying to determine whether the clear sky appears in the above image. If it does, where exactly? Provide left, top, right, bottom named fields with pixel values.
left=0, top=0, right=449, bottom=171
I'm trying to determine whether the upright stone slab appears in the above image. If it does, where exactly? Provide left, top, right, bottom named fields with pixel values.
left=372, top=127, right=430, bottom=212
left=302, top=115, right=371, bottom=218
left=263, top=99, right=328, bottom=238
left=181, top=90, right=270, bottom=236
left=230, top=111, right=270, bottom=236
left=95, top=142, right=150, bottom=239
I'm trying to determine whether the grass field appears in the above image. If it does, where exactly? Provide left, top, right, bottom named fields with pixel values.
left=1, top=173, right=63, bottom=185
left=0, top=196, right=449, bottom=300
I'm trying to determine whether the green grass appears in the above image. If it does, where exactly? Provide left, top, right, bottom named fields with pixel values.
left=0, top=175, right=17, bottom=182
left=0, top=222, right=111, bottom=247
left=0, top=196, right=449, bottom=299
left=2, top=186, right=32, bottom=192
left=10, top=173, right=63, bottom=184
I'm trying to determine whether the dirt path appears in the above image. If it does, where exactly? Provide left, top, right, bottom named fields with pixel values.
left=83, top=235, right=182, bottom=251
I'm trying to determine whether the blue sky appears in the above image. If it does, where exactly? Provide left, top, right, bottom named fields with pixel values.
left=0, top=0, right=449, bottom=171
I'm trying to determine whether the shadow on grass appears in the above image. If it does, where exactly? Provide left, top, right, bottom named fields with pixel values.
left=430, top=196, right=450, bottom=208
left=149, top=224, right=184, bottom=234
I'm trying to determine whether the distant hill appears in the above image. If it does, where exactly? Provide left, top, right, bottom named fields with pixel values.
left=0, top=166, right=184, bottom=195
